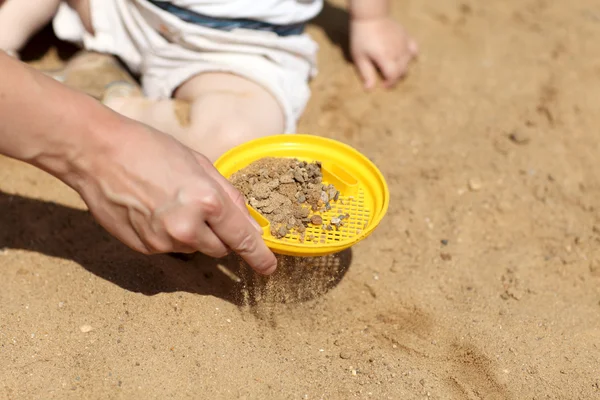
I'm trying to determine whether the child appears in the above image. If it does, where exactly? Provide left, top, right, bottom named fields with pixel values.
left=0, top=0, right=417, bottom=162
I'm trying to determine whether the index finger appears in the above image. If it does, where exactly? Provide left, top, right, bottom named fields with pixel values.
left=206, top=189, right=277, bottom=275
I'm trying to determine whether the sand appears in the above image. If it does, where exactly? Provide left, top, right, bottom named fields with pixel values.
left=2, top=0, right=600, bottom=398
left=230, top=157, right=344, bottom=239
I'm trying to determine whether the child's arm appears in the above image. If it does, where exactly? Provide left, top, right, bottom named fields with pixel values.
left=347, top=0, right=418, bottom=89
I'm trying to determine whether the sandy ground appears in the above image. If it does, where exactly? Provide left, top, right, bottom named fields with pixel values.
left=2, top=0, right=600, bottom=398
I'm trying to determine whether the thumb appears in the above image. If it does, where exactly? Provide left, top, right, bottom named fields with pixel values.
left=354, top=56, right=378, bottom=90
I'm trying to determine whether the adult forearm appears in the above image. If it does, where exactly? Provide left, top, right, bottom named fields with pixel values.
left=348, top=0, right=390, bottom=20
left=0, top=51, right=117, bottom=186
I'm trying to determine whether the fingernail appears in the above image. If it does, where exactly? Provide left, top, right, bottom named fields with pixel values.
left=248, top=216, right=263, bottom=233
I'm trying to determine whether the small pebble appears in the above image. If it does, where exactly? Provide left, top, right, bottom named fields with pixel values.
left=280, top=173, right=294, bottom=183
left=340, top=351, right=352, bottom=360
left=267, top=179, right=280, bottom=189
left=277, top=226, right=288, bottom=238
left=321, top=191, right=329, bottom=203
left=294, top=170, right=305, bottom=183
left=468, top=178, right=482, bottom=191
left=508, top=131, right=531, bottom=145
left=328, top=188, right=337, bottom=201
left=310, top=215, right=323, bottom=225
left=441, top=239, right=449, bottom=246
left=79, top=325, right=93, bottom=333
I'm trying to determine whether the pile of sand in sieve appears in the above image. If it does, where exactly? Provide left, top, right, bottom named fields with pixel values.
left=229, top=157, right=349, bottom=240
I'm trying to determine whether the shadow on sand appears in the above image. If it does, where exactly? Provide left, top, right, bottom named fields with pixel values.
left=0, top=191, right=352, bottom=307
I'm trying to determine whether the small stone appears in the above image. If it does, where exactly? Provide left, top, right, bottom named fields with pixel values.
left=252, top=182, right=271, bottom=200
left=267, top=179, right=280, bottom=189
left=331, top=217, right=341, bottom=226
left=508, top=131, right=531, bottom=145
left=80, top=325, right=93, bottom=333
left=297, top=193, right=306, bottom=203
left=310, top=215, right=323, bottom=225
left=340, top=351, right=352, bottom=360
left=279, top=172, right=294, bottom=184
left=328, top=187, right=337, bottom=200
left=440, top=253, right=452, bottom=261
left=258, top=168, right=270, bottom=178
left=321, top=191, right=329, bottom=203
left=351, top=369, right=358, bottom=376
left=276, top=226, right=288, bottom=238
left=468, top=178, right=482, bottom=191
left=441, top=239, right=449, bottom=246
left=294, top=170, right=305, bottom=183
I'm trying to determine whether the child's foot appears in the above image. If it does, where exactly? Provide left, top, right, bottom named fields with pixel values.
left=102, top=80, right=144, bottom=106
left=101, top=80, right=151, bottom=123
left=60, top=51, right=139, bottom=100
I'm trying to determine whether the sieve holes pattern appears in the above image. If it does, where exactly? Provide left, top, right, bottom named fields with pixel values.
left=276, top=187, right=371, bottom=245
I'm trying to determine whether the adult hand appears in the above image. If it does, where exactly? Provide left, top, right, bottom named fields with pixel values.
left=70, top=121, right=277, bottom=275
left=0, top=51, right=276, bottom=275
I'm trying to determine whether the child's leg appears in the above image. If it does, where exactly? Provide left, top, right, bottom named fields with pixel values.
left=104, top=72, right=286, bottom=162
left=0, top=0, right=62, bottom=54
left=0, top=0, right=93, bottom=56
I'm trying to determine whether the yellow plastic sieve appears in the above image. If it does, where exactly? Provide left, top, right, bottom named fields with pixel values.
left=214, top=134, right=389, bottom=257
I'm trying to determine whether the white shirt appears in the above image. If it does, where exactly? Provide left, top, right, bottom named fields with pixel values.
left=154, top=0, right=324, bottom=25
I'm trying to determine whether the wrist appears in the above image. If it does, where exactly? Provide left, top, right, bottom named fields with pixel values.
left=31, top=97, right=123, bottom=192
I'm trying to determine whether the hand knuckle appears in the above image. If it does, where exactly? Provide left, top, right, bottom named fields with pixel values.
left=165, top=218, right=197, bottom=245
left=235, top=233, right=257, bottom=255
left=195, top=191, right=224, bottom=217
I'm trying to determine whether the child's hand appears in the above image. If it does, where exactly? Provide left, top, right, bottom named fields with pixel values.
left=350, top=17, right=418, bottom=90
